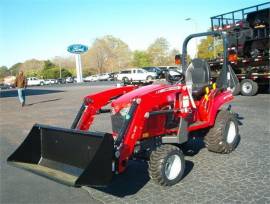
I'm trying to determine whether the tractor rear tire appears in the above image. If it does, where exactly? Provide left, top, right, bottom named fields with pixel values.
left=148, top=144, right=185, bottom=186
left=204, top=110, right=239, bottom=154
left=240, top=79, right=258, bottom=96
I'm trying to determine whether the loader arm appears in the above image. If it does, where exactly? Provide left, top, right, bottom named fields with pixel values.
left=76, top=86, right=136, bottom=130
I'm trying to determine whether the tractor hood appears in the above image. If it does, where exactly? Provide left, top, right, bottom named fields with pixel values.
left=111, top=84, right=169, bottom=110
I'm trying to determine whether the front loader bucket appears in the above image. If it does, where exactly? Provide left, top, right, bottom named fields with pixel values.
left=7, top=124, right=114, bottom=187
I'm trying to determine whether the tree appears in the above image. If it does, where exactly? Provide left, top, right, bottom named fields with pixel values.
left=197, top=36, right=223, bottom=59
left=20, top=59, right=45, bottom=71
left=0, top=66, right=10, bottom=79
left=12, top=59, right=45, bottom=78
left=51, top=56, right=75, bottom=74
left=132, top=51, right=151, bottom=67
left=43, top=60, right=55, bottom=70
left=40, top=60, right=72, bottom=79
left=24, top=69, right=43, bottom=78
left=147, top=37, right=170, bottom=66
left=42, top=67, right=72, bottom=79
left=82, top=35, right=132, bottom=74
left=9, top=63, right=22, bottom=75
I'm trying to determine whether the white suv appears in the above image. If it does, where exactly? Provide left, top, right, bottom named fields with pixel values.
left=117, top=68, right=157, bottom=82
left=27, top=77, right=45, bottom=86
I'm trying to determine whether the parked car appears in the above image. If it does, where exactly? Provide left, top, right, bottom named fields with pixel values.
left=117, top=68, right=157, bottom=83
left=109, top=72, right=119, bottom=81
left=44, top=79, right=56, bottom=85
left=142, top=67, right=162, bottom=78
left=158, top=66, right=182, bottom=78
left=158, top=66, right=179, bottom=70
left=27, top=77, right=45, bottom=86
left=66, top=77, right=74, bottom=83
left=56, top=78, right=66, bottom=84
left=0, top=83, right=12, bottom=90
left=84, top=75, right=99, bottom=82
left=4, top=76, right=16, bottom=86
left=98, top=73, right=110, bottom=81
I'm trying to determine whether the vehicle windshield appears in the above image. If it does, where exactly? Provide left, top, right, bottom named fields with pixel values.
left=137, top=69, right=145, bottom=73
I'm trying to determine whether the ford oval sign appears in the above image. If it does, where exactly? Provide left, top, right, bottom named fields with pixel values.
left=67, top=44, right=88, bottom=54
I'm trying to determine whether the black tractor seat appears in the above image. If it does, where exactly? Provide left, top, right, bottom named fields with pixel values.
left=192, top=85, right=211, bottom=100
left=186, top=59, right=211, bottom=100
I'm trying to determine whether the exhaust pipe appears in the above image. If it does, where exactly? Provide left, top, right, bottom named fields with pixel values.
left=7, top=124, right=114, bottom=187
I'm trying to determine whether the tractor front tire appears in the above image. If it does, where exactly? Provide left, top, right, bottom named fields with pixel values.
left=149, top=145, right=185, bottom=186
left=240, top=79, right=258, bottom=96
left=204, top=110, right=239, bottom=154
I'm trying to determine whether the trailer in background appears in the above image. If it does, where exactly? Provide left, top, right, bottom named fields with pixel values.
left=209, top=2, right=269, bottom=96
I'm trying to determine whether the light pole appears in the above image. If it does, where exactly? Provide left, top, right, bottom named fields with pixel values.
left=59, top=60, right=62, bottom=79
left=56, top=56, right=62, bottom=79
left=185, top=18, right=199, bottom=57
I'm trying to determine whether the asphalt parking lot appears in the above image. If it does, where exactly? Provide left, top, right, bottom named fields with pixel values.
left=1, top=84, right=270, bottom=204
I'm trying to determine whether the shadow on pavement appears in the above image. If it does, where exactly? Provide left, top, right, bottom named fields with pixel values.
left=182, top=136, right=206, bottom=156
left=26, top=98, right=62, bottom=106
left=258, top=86, right=270, bottom=94
left=94, top=161, right=149, bottom=197
left=0, top=89, right=64, bottom=98
left=94, top=159, right=194, bottom=197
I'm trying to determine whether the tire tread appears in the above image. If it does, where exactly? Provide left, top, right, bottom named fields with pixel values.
left=149, top=145, right=183, bottom=186
left=204, top=110, right=238, bottom=154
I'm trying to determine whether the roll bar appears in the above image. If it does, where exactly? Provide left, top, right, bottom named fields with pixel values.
left=181, top=31, right=229, bottom=88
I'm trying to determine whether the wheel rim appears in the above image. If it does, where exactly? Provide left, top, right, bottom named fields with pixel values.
left=242, top=82, right=252, bottom=94
left=164, top=154, right=182, bottom=180
left=147, top=76, right=152, bottom=81
left=227, top=121, right=236, bottom=144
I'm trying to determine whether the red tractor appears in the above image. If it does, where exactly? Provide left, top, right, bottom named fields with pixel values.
left=7, top=31, right=240, bottom=187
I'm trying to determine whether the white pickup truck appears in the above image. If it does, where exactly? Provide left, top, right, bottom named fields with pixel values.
left=27, top=77, right=45, bottom=86
left=117, top=68, right=157, bottom=83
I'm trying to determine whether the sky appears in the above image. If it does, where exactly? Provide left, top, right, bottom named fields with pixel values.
left=0, top=0, right=266, bottom=67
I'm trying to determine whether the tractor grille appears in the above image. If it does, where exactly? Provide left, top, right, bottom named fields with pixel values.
left=111, top=113, right=125, bottom=134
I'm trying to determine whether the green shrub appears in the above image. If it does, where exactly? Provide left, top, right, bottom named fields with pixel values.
left=42, top=67, right=72, bottom=79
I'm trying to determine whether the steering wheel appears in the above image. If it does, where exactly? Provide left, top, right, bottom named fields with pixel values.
left=165, top=69, right=185, bottom=84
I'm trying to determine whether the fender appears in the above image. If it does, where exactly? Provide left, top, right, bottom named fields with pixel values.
left=208, top=90, right=233, bottom=126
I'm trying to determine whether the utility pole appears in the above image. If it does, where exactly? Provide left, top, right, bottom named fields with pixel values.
left=59, top=60, right=62, bottom=79
left=56, top=56, right=62, bottom=79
